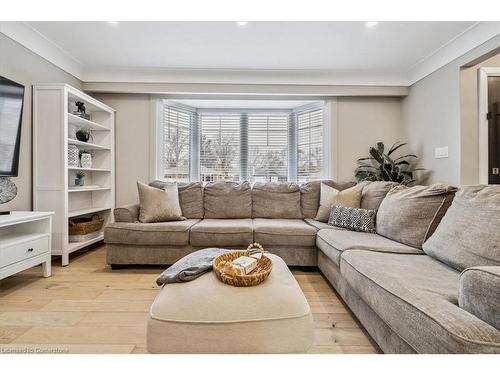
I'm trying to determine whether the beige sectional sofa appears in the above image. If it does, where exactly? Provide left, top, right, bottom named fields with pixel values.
left=104, top=181, right=500, bottom=354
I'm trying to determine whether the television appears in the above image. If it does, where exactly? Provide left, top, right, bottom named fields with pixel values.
left=0, top=76, right=25, bottom=177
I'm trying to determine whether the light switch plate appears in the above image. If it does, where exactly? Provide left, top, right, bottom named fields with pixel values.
left=435, top=146, right=449, bottom=159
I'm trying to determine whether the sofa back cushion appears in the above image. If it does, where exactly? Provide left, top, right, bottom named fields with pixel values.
left=204, top=181, right=252, bottom=218
left=300, top=180, right=356, bottom=219
left=423, top=185, right=500, bottom=271
left=252, top=182, right=302, bottom=219
left=150, top=181, right=204, bottom=219
left=376, top=184, right=457, bottom=249
left=360, top=181, right=399, bottom=210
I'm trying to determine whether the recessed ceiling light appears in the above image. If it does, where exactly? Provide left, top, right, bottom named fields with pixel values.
left=365, top=21, right=378, bottom=28
left=236, top=21, right=248, bottom=27
left=107, top=21, right=119, bottom=26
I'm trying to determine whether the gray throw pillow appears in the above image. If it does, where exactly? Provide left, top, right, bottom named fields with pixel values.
left=328, top=205, right=377, bottom=233
left=423, top=185, right=500, bottom=271
left=376, top=184, right=457, bottom=249
left=149, top=180, right=204, bottom=219
left=137, top=181, right=184, bottom=223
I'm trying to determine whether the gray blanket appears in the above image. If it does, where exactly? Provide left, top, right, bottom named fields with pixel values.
left=156, top=248, right=230, bottom=286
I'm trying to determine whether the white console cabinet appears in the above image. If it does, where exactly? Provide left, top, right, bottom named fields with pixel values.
left=0, top=211, right=53, bottom=280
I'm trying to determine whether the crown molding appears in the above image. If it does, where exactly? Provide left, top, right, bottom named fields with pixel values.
left=0, top=21, right=84, bottom=79
left=407, top=21, right=500, bottom=84
left=2, top=21, right=499, bottom=87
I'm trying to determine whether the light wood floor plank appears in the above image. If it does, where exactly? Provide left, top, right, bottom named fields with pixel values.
left=0, top=245, right=380, bottom=354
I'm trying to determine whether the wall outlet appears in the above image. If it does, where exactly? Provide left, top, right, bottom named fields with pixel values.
left=434, top=146, right=449, bottom=159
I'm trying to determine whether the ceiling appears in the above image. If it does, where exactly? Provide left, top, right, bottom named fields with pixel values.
left=1, top=21, right=498, bottom=85
left=27, top=21, right=474, bottom=71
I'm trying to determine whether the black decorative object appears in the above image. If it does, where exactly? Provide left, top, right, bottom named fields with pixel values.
left=76, top=128, right=92, bottom=143
left=73, top=101, right=90, bottom=120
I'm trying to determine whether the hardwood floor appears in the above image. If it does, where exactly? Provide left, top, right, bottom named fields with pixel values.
left=0, top=245, right=380, bottom=354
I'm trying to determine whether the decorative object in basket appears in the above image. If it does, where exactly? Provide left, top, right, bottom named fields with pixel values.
left=68, top=214, right=104, bottom=242
left=213, top=242, right=273, bottom=287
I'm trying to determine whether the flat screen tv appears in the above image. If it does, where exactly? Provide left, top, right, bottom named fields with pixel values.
left=0, top=76, right=25, bottom=177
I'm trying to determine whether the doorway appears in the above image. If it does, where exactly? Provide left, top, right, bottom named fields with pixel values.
left=488, top=76, right=500, bottom=184
left=478, top=67, right=500, bottom=184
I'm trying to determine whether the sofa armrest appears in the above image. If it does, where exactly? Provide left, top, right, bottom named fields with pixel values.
left=114, top=203, right=140, bottom=223
left=459, top=266, right=500, bottom=330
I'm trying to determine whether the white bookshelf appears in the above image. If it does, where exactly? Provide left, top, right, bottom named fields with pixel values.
left=33, top=84, right=115, bottom=266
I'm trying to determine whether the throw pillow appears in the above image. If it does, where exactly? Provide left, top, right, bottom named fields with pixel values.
left=376, top=184, right=457, bottom=249
left=422, top=185, right=500, bottom=271
left=315, top=183, right=363, bottom=222
left=137, top=181, right=184, bottom=223
left=328, top=205, right=377, bottom=233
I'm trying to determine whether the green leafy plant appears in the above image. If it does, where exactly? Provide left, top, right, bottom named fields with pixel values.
left=355, top=142, right=423, bottom=185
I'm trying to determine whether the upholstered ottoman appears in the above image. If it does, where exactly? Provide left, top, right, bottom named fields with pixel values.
left=147, top=253, right=314, bottom=353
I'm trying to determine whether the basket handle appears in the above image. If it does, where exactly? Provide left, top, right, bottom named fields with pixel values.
left=245, top=242, right=265, bottom=257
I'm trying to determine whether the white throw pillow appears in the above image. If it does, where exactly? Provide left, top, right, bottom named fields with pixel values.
left=137, top=181, right=184, bottom=223
left=314, top=183, right=363, bottom=222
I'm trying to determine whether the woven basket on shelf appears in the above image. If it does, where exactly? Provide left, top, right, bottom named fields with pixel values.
left=213, top=242, right=273, bottom=287
left=68, top=215, right=104, bottom=236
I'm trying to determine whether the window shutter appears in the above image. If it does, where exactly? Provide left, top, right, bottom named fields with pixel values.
left=247, top=113, right=289, bottom=182
left=161, top=105, right=191, bottom=182
left=297, top=108, right=324, bottom=182
left=199, top=114, right=241, bottom=182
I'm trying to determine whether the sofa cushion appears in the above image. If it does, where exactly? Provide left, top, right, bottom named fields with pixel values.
left=300, top=180, right=356, bottom=219
left=459, top=266, right=500, bottom=330
left=423, top=185, right=500, bottom=271
left=149, top=181, right=204, bottom=219
left=316, top=228, right=422, bottom=267
left=340, top=251, right=500, bottom=353
left=204, top=182, right=252, bottom=219
left=304, top=218, right=335, bottom=231
left=360, top=181, right=399, bottom=210
left=104, top=219, right=200, bottom=246
left=315, top=183, right=363, bottom=222
left=377, top=184, right=457, bottom=249
left=252, top=182, right=302, bottom=219
left=137, top=181, right=184, bottom=223
left=253, top=218, right=317, bottom=247
left=190, top=219, right=253, bottom=247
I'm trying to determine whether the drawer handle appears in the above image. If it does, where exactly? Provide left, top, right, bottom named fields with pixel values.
left=27, top=248, right=34, bottom=252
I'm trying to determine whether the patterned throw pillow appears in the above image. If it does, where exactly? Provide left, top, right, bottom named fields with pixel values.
left=328, top=205, right=377, bottom=233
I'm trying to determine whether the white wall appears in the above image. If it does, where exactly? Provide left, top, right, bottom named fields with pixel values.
left=93, top=93, right=153, bottom=206
left=0, top=33, right=82, bottom=211
left=332, top=97, right=404, bottom=182
left=401, top=36, right=500, bottom=185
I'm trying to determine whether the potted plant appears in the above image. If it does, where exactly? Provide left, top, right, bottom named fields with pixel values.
left=75, top=172, right=85, bottom=186
left=76, top=127, right=92, bottom=143
left=355, top=141, right=424, bottom=185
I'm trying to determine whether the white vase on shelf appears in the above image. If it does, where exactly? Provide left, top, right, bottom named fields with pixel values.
left=80, top=152, right=92, bottom=169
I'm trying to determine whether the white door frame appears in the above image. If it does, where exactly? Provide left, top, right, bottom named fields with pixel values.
left=478, top=67, right=500, bottom=184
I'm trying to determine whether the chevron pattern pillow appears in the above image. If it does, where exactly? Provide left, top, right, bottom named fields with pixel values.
left=328, top=205, right=377, bottom=233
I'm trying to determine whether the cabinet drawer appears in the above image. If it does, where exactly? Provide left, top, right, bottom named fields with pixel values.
left=0, top=236, right=49, bottom=268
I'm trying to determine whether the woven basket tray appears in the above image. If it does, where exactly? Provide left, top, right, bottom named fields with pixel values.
left=69, top=215, right=104, bottom=236
left=213, top=243, right=272, bottom=287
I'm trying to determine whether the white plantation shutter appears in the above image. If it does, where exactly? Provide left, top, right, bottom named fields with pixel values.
left=247, top=113, right=289, bottom=182
left=199, top=114, right=241, bottom=182
left=158, top=103, right=325, bottom=183
left=161, top=105, right=192, bottom=182
left=297, top=108, right=324, bottom=182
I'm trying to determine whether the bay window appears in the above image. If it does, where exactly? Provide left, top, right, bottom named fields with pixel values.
left=157, top=100, right=326, bottom=183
